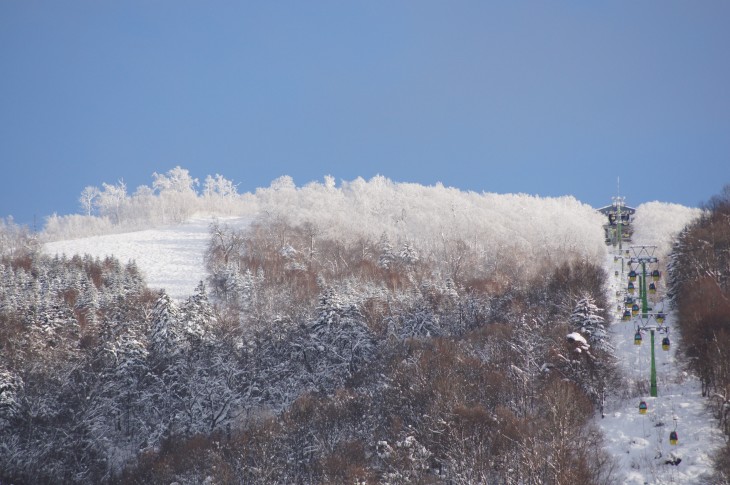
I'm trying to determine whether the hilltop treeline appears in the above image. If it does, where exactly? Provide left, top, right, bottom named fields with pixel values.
left=668, top=185, right=730, bottom=482
left=1, top=207, right=621, bottom=483
left=44, top=168, right=607, bottom=273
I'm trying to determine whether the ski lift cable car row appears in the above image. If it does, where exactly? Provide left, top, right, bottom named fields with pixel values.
left=632, top=331, right=670, bottom=350
left=637, top=401, right=679, bottom=445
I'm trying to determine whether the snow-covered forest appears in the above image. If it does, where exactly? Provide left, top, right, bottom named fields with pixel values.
left=667, top=186, right=730, bottom=481
left=44, top=167, right=606, bottom=268
left=1, top=170, right=726, bottom=484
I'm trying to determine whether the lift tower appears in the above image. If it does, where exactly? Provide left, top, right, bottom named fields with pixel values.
left=629, top=245, right=666, bottom=397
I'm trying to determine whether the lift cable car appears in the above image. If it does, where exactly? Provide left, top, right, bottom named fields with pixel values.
left=652, top=270, right=661, bottom=281
left=669, top=430, right=678, bottom=445
left=634, top=331, right=643, bottom=345
left=623, top=310, right=632, bottom=321
left=656, top=312, right=666, bottom=324
left=628, top=282, right=636, bottom=294
left=662, top=336, right=671, bottom=351
left=628, top=270, right=638, bottom=282
left=649, top=282, right=657, bottom=294
left=639, top=401, right=648, bottom=414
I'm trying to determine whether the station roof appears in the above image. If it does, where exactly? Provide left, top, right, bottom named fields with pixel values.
left=597, top=204, right=636, bottom=216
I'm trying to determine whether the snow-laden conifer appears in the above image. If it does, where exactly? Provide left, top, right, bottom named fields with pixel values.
left=570, top=294, right=609, bottom=350
left=0, top=369, right=23, bottom=423
left=148, top=290, right=185, bottom=366
left=378, top=232, right=396, bottom=270
left=298, top=287, right=376, bottom=391
left=181, top=281, right=214, bottom=341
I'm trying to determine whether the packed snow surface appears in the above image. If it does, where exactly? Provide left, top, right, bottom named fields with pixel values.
left=44, top=216, right=250, bottom=300
left=597, top=254, right=724, bottom=484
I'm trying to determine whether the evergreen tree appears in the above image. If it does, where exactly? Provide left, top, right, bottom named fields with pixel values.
left=148, top=290, right=185, bottom=368
left=399, top=241, right=419, bottom=266
left=378, top=233, right=396, bottom=270
left=239, top=268, right=257, bottom=312
left=299, top=287, right=376, bottom=391
left=181, top=281, right=214, bottom=341
left=570, top=294, right=609, bottom=349
left=0, top=368, right=23, bottom=424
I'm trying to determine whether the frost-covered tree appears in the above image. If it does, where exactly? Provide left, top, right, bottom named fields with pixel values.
left=237, top=268, right=257, bottom=313
left=570, top=294, right=608, bottom=348
left=92, top=331, right=152, bottom=473
left=152, top=166, right=199, bottom=194
left=127, top=184, right=156, bottom=223
left=78, top=186, right=100, bottom=216
left=399, top=241, right=419, bottom=266
left=0, top=369, right=23, bottom=424
left=148, top=290, right=185, bottom=368
left=378, top=232, right=396, bottom=270
left=95, top=180, right=128, bottom=224
left=205, top=222, right=247, bottom=285
left=390, top=299, right=441, bottom=341
left=203, top=174, right=238, bottom=198
left=181, top=281, right=214, bottom=340
left=0, top=216, right=38, bottom=258
left=298, top=287, right=376, bottom=391
left=152, top=166, right=199, bottom=223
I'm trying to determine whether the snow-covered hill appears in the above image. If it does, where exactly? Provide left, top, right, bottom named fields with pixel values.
left=40, top=209, right=723, bottom=482
left=597, top=253, right=724, bottom=484
left=44, top=216, right=250, bottom=300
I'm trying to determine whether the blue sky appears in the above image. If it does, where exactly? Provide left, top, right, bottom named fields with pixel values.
left=1, top=1, right=729, bottom=227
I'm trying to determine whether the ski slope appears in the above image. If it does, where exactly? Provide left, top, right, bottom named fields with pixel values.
left=597, top=253, right=724, bottom=484
left=43, top=216, right=250, bottom=300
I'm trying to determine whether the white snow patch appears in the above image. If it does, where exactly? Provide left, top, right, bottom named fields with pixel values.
left=566, top=332, right=588, bottom=345
left=43, top=216, right=250, bottom=300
